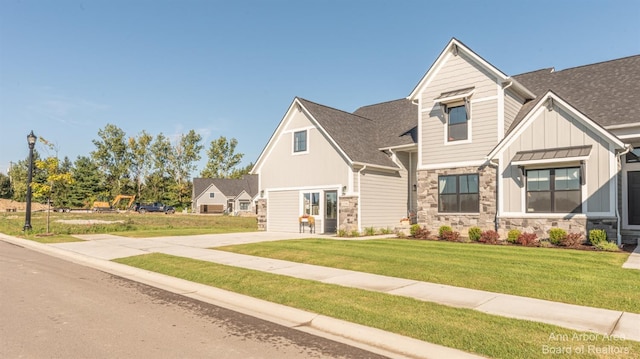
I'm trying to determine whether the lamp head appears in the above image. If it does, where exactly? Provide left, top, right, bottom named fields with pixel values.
left=27, top=131, right=37, bottom=146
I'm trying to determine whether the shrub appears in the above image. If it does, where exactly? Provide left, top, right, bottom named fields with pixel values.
left=441, top=230, right=460, bottom=242
left=548, top=228, right=567, bottom=245
left=479, top=230, right=500, bottom=244
left=561, top=232, right=584, bottom=247
left=517, top=232, right=538, bottom=246
left=507, top=229, right=521, bottom=244
left=412, top=226, right=431, bottom=240
left=364, top=226, right=376, bottom=236
left=337, top=229, right=348, bottom=237
left=438, top=225, right=453, bottom=240
left=350, top=230, right=360, bottom=237
left=594, top=241, right=619, bottom=252
left=410, top=224, right=422, bottom=237
left=468, top=226, right=482, bottom=242
left=379, top=227, right=392, bottom=235
left=588, top=229, right=608, bottom=246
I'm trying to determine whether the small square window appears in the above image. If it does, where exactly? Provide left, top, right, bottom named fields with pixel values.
left=209, top=193, right=215, bottom=198
left=294, top=130, right=307, bottom=153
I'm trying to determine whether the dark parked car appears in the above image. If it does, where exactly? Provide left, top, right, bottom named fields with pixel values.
left=133, top=202, right=175, bottom=214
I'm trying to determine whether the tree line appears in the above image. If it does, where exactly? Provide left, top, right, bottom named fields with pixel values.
left=0, top=124, right=251, bottom=210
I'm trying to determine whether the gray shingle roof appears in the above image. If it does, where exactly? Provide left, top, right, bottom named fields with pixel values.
left=353, top=99, right=418, bottom=148
left=193, top=174, right=259, bottom=200
left=297, top=98, right=401, bottom=168
left=512, top=55, right=640, bottom=130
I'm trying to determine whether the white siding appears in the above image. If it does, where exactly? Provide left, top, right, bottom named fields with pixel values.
left=195, top=185, right=228, bottom=212
left=267, top=191, right=299, bottom=232
left=260, top=108, right=349, bottom=189
left=419, top=51, right=500, bottom=166
left=501, top=105, right=614, bottom=214
left=360, top=168, right=407, bottom=229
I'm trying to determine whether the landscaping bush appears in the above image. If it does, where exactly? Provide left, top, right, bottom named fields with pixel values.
left=588, top=229, right=608, bottom=246
left=337, top=229, right=348, bottom=237
left=410, top=224, right=422, bottom=237
left=479, top=230, right=500, bottom=244
left=350, top=230, right=361, bottom=237
left=561, top=232, right=584, bottom=247
left=441, top=230, right=460, bottom=242
left=507, top=229, right=521, bottom=244
left=517, top=232, right=538, bottom=246
left=548, top=228, right=567, bottom=245
left=468, top=226, right=482, bottom=242
left=594, top=241, right=619, bottom=251
left=379, top=227, right=392, bottom=235
left=438, top=225, right=453, bottom=239
left=412, top=226, right=431, bottom=240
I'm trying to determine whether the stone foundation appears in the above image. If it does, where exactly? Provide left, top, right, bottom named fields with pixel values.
left=338, top=195, right=359, bottom=232
left=256, top=198, right=267, bottom=231
left=498, top=216, right=588, bottom=238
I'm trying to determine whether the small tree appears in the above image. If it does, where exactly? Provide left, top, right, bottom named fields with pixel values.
left=31, top=157, right=74, bottom=233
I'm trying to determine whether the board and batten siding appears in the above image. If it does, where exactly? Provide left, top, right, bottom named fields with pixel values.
left=266, top=190, right=299, bottom=232
left=260, top=108, right=349, bottom=189
left=359, top=168, right=407, bottom=229
left=419, top=51, right=500, bottom=166
left=501, top=105, right=614, bottom=214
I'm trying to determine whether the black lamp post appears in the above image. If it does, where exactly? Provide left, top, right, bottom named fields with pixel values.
left=23, top=130, right=37, bottom=231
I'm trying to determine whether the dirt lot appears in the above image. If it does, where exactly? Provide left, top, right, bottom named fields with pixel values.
left=0, top=198, right=48, bottom=212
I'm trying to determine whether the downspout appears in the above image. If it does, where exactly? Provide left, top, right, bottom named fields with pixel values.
left=615, top=144, right=632, bottom=246
left=488, top=158, right=500, bottom=232
left=357, top=165, right=367, bottom=233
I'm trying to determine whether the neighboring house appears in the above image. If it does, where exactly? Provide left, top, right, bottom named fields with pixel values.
left=252, top=38, right=639, bottom=244
left=192, top=174, right=259, bottom=215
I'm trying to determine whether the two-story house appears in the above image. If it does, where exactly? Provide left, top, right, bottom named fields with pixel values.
left=252, top=38, right=639, bottom=245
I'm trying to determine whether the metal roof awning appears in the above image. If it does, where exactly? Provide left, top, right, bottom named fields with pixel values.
left=511, top=145, right=592, bottom=165
left=433, top=87, right=475, bottom=104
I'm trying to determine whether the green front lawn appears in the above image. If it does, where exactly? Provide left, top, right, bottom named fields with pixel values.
left=116, top=253, right=640, bottom=359
left=216, top=238, right=640, bottom=313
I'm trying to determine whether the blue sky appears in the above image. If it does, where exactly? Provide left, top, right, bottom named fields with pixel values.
left=1, top=0, right=639, bottom=175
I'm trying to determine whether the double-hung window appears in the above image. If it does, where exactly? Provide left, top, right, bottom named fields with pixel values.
left=526, top=167, right=581, bottom=213
left=438, top=174, right=479, bottom=213
left=447, top=104, right=468, bottom=141
left=293, top=130, right=307, bottom=153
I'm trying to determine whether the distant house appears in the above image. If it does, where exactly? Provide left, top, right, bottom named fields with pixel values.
left=251, top=38, right=639, bottom=244
left=192, top=174, right=259, bottom=215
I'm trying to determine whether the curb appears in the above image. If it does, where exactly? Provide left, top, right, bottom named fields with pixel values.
left=0, top=234, right=484, bottom=359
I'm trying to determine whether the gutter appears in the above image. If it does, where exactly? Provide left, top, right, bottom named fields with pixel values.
left=615, top=144, right=633, bottom=246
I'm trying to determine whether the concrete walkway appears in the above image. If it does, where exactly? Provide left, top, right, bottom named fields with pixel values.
left=623, top=244, right=640, bottom=270
left=2, top=232, right=639, bottom=357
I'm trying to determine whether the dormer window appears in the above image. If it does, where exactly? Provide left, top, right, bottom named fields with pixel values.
left=434, top=87, right=474, bottom=144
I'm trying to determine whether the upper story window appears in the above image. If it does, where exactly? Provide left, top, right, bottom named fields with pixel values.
left=434, top=87, right=474, bottom=144
left=526, top=167, right=581, bottom=213
left=293, top=130, right=307, bottom=153
left=447, top=105, right=468, bottom=141
left=209, top=193, right=215, bottom=198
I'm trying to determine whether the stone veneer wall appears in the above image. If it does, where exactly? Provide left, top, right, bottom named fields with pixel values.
left=338, top=195, right=359, bottom=232
left=417, top=165, right=497, bottom=233
left=256, top=198, right=267, bottom=231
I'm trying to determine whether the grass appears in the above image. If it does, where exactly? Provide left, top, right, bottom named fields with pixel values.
left=0, top=211, right=257, bottom=241
left=215, top=238, right=640, bottom=313
left=115, top=253, right=640, bottom=359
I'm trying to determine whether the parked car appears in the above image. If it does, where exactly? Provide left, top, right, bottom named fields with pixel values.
left=133, top=202, right=175, bottom=214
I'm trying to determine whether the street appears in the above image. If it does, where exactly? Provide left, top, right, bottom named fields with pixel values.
left=0, top=241, right=388, bottom=359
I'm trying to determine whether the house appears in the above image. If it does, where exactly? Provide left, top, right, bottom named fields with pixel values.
left=192, top=174, right=259, bottom=215
left=252, top=38, right=639, bottom=244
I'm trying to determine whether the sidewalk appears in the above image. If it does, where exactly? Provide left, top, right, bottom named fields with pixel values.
left=2, top=232, right=639, bottom=356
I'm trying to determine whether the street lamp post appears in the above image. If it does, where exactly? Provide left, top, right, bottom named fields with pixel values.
left=23, top=131, right=37, bottom=231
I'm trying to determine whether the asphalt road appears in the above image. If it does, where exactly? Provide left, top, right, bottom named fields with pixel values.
left=0, top=241, right=389, bottom=359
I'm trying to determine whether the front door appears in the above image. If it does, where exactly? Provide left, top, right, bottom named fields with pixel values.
left=628, top=171, right=640, bottom=225
left=324, top=191, right=338, bottom=233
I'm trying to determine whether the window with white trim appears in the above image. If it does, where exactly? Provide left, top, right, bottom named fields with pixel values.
left=239, top=201, right=250, bottom=211
left=447, top=104, right=468, bottom=141
left=302, top=192, right=320, bottom=216
left=294, top=130, right=307, bottom=153
left=526, top=167, right=581, bottom=213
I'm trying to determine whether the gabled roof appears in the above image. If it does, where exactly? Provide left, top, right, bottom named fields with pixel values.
left=352, top=98, right=418, bottom=148
left=488, top=91, right=627, bottom=160
left=512, top=55, right=640, bottom=129
left=193, top=174, right=259, bottom=200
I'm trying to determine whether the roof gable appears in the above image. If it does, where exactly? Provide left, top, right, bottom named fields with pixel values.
left=488, top=91, right=627, bottom=160
left=193, top=174, right=259, bottom=201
